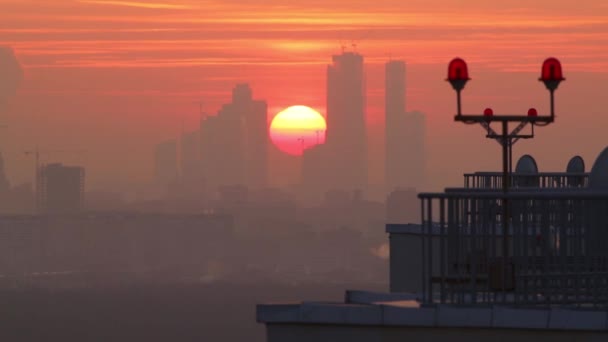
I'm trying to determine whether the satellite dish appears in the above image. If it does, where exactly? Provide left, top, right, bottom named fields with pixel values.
left=566, top=155, right=585, bottom=187
left=514, top=154, right=539, bottom=187
left=589, top=147, right=608, bottom=189
left=566, top=156, right=585, bottom=173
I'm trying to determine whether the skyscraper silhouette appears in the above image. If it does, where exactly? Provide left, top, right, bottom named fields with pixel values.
left=0, top=152, right=10, bottom=213
left=39, top=163, right=85, bottom=213
left=385, top=60, right=408, bottom=192
left=200, top=84, right=268, bottom=192
left=325, top=52, right=368, bottom=193
left=180, top=130, right=201, bottom=182
left=0, top=152, right=9, bottom=195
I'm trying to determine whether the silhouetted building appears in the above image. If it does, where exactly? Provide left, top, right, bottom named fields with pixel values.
left=200, top=115, right=220, bottom=192
left=245, top=97, right=269, bottom=190
left=385, top=60, right=408, bottom=192
left=39, top=163, right=85, bottom=214
left=0, top=152, right=10, bottom=213
left=201, top=84, right=268, bottom=192
left=0, top=152, right=9, bottom=193
left=300, top=144, right=331, bottom=203
left=154, top=139, right=178, bottom=185
left=180, top=130, right=200, bottom=180
left=258, top=151, right=608, bottom=341
left=325, top=52, right=368, bottom=193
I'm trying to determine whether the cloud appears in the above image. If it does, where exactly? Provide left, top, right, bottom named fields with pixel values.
left=0, top=46, right=24, bottom=109
left=77, top=0, right=195, bottom=10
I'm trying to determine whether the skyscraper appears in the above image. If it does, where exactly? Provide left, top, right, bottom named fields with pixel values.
left=39, top=163, right=85, bottom=214
left=0, top=152, right=10, bottom=195
left=0, top=152, right=10, bottom=213
left=325, top=51, right=368, bottom=192
left=200, top=84, right=268, bottom=192
left=385, top=60, right=408, bottom=192
left=384, top=60, right=426, bottom=192
left=180, top=130, right=201, bottom=181
left=245, top=99, right=269, bottom=189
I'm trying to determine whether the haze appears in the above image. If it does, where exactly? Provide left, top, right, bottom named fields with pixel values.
left=1, top=1, right=608, bottom=341
left=1, top=0, right=607, bottom=193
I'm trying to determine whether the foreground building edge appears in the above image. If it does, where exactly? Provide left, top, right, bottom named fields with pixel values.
left=257, top=289, right=608, bottom=341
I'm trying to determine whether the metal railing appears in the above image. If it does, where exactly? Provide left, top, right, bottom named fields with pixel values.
left=419, top=190, right=608, bottom=308
left=464, top=172, right=589, bottom=189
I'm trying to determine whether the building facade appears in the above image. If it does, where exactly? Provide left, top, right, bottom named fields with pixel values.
left=385, top=60, right=407, bottom=193
left=258, top=151, right=608, bottom=341
left=200, top=84, right=268, bottom=193
left=325, top=52, right=368, bottom=193
left=38, top=163, right=85, bottom=214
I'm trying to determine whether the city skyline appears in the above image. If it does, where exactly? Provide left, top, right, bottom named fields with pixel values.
left=2, top=0, right=608, bottom=194
left=4, top=2, right=608, bottom=342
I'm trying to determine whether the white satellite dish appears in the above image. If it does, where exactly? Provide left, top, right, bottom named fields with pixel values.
left=514, top=154, right=539, bottom=187
left=589, top=147, right=608, bottom=189
left=566, top=155, right=585, bottom=187
left=566, top=156, right=585, bottom=173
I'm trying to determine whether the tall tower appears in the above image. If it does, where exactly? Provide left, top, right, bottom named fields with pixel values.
left=385, top=60, right=407, bottom=192
left=245, top=98, right=268, bottom=189
left=39, top=163, right=85, bottom=213
left=180, top=130, right=201, bottom=181
left=200, top=84, right=268, bottom=192
left=325, top=51, right=367, bottom=193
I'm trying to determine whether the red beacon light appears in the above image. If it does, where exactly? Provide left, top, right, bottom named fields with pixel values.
left=447, top=58, right=470, bottom=91
left=527, top=108, right=538, bottom=117
left=483, top=108, right=494, bottom=117
left=540, top=57, right=565, bottom=91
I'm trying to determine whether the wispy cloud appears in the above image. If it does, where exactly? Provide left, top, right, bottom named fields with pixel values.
left=77, top=0, right=195, bottom=10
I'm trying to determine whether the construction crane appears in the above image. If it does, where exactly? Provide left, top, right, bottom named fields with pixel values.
left=189, top=100, right=207, bottom=121
left=315, top=130, right=324, bottom=144
left=297, top=137, right=306, bottom=154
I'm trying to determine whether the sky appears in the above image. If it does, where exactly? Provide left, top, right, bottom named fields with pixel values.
left=2, top=0, right=608, bottom=193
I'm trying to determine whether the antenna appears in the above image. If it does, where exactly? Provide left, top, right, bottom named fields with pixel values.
left=298, top=137, right=306, bottom=152
left=338, top=39, right=346, bottom=53
left=198, top=100, right=207, bottom=120
left=351, top=40, right=358, bottom=52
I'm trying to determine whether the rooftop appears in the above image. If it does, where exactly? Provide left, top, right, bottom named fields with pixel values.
left=257, top=290, right=608, bottom=331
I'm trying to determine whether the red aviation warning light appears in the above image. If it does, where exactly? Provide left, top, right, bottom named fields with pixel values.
left=447, top=58, right=470, bottom=91
left=540, top=57, right=565, bottom=91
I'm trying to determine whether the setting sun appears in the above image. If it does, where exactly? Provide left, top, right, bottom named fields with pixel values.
left=269, top=105, right=327, bottom=156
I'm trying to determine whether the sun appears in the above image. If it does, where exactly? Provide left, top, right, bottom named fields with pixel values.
left=270, top=105, right=327, bottom=156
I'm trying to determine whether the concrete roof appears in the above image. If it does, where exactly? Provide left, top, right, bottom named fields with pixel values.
left=257, top=290, right=608, bottom=331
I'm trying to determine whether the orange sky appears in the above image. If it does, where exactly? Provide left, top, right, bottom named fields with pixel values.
left=2, top=0, right=608, bottom=193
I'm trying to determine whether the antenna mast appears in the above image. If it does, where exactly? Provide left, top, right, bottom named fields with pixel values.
left=199, top=100, right=207, bottom=120
left=315, top=130, right=322, bottom=144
